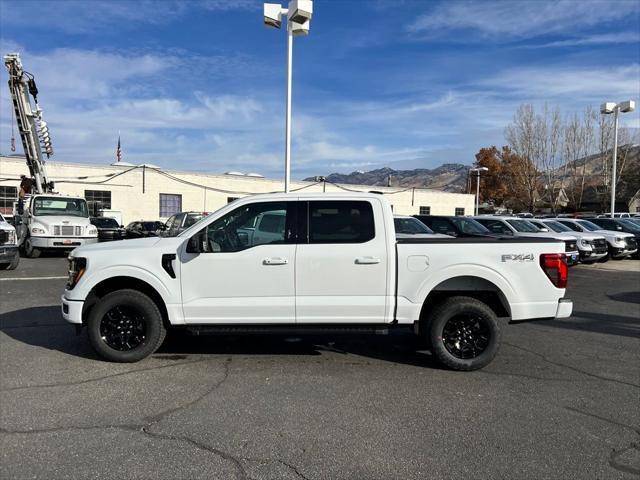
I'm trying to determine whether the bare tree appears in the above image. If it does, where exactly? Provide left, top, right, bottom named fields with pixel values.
left=562, top=106, right=595, bottom=210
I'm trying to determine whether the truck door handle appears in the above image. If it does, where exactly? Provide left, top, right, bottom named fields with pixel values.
left=263, top=257, right=288, bottom=265
left=355, top=256, right=381, bottom=265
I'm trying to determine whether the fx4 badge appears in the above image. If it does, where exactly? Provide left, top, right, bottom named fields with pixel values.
left=501, top=253, right=535, bottom=262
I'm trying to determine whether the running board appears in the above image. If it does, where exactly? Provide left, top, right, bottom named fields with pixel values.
left=185, top=325, right=391, bottom=336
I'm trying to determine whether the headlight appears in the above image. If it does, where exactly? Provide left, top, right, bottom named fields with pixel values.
left=579, top=239, right=591, bottom=247
left=615, top=237, right=624, bottom=243
left=31, top=227, right=46, bottom=234
left=7, top=231, right=16, bottom=244
left=87, top=227, right=97, bottom=235
left=66, top=256, right=87, bottom=290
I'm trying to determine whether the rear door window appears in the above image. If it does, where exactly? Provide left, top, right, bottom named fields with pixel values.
left=308, top=201, right=375, bottom=244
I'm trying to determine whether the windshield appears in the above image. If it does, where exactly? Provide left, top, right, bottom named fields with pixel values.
left=184, top=213, right=205, bottom=228
left=449, top=217, right=490, bottom=234
left=394, top=217, right=433, bottom=234
left=576, top=220, right=602, bottom=232
left=0, top=213, right=4, bottom=222
left=91, top=217, right=119, bottom=228
left=33, top=196, right=89, bottom=217
left=506, top=219, right=540, bottom=233
left=619, top=219, right=640, bottom=232
left=544, top=221, right=573, bottom=233
left=142, top=222, right=163, bottom=231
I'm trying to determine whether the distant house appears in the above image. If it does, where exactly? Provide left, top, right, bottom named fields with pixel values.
left=629, top=190, right=640, bottom=214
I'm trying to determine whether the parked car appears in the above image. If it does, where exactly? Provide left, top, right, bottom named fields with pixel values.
left=0, top=213, right=19, bottom=270
left=160, top=212, right=209, bottom=238
left=528, top=219, right=608, bottom=264
left=597, top=212, right=631, bottom=218
left=393, top=215, right=452, bottom=239
left=555, top=218, right=637, bottom=259
left=62, top=192, right=572, bottom=370
left=586, top=218, right=640, bottom=259
left=474, top=216, right=579, bottom=265
left=125, top=221, right=165, bottom=239
left=413, top=215, right=496, bottom=238
left=90, top=217, right=126, bottom=242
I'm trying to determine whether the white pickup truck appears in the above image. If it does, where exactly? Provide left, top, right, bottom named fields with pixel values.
left=62, top=193, right=572, bottom=370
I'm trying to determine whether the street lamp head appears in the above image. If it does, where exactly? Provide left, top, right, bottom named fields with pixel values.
left=290, top=19, right=310, bottom=36
left=471, top=167, right=489, bottom=172
left=264, top=3, right=284, bottom=28
left=600, top=102, right=617, bottom=114
left=288, top=0, right=312, bottom=24
left=619, top=100, right=635, bottom=113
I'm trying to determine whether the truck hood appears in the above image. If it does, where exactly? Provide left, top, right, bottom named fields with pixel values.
left=0, top=220, right=15, bottom=232
left=72, top=236, right=181, bottom=256
left=593, top=230, right=634, bottom=241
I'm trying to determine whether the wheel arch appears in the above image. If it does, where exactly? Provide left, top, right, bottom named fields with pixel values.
left=418, top=276, right=511, bottom=330
left=82, top=276, right=170, bottom=328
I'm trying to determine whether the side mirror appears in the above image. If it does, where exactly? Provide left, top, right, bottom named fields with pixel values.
left=120, top=225, right=124, bottom=228
left=186, top=236, right=201, bottom=254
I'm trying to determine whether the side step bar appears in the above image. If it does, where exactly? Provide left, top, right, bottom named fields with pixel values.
left=185, top=325, right=391, bottom=336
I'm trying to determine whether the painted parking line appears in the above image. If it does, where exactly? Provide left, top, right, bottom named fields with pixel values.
left=0, top=276, right=67, bottom=281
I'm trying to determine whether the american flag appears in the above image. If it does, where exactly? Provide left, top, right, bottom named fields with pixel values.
left=116, top=135, right=122, bottom=162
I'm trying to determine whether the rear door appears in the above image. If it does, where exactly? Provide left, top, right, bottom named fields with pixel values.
left=295, top=199, right=389, bottom=323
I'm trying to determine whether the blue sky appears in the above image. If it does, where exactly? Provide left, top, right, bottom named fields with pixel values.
left=0, top=0, right=638, bottom=179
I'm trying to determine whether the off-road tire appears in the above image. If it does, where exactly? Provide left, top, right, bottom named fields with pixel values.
left=87, top=289, right=166, bottom=362
left=427, top=296, right=501, bottom=371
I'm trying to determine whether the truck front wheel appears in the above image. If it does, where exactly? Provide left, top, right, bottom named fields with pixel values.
left=23, top=237, right=41, bottom=258
left=427, top=296, right=501, bottom=371
left=86, top=289, right=166, bottom=362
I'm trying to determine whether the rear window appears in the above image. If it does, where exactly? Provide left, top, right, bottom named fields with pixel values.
left=308, top=201, right=374, bottom=244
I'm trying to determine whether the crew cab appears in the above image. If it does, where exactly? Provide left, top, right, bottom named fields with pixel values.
left=61, top=193, right=572, bottom=370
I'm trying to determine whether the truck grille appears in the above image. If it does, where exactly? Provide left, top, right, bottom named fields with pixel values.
left=0, top=230, right=8, bottom=245
left=593, top=239, right=608, bottom=254
left=626, top=237, right=638, bottom=250
left=564, top=240, right=577, bottom=252
left=53, top=225, right=82, bottom=236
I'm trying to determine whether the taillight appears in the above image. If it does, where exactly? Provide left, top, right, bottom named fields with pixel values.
left=540, top=253, right=568, bottom=289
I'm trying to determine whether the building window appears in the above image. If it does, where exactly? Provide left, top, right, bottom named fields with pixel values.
left=455, top=208, right=465, bottom=216
left=0, top=186, right=17, bottom=215
left=84, top=190, right=112, bottom=209
left=227, top=197, right=240, bottom=203
left=159, top=193, right=182, bottom=217
left=419, top=206, right=430, bottom=215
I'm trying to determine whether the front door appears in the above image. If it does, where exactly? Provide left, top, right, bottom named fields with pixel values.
left=295, top=199, right=389, bottom=323
left=180, top=201, right=296, bottom=324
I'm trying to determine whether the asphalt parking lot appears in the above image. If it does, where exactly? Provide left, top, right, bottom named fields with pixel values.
left=1, top=256, right=639, bottom=480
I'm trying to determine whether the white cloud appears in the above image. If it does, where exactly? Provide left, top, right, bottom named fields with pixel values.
left=524, top=32, right=640, bottom=48
left=407, top=0, right=640, bottom=39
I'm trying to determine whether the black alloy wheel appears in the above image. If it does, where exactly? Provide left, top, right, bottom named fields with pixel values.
left=99, top=305, right=147, bottom=351
left=441, top=314, right=491, bottom=359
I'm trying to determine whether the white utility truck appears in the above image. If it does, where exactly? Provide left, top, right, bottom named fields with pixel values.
left=62, top=193, right=572, bottom=370
left=4, top=53, right=97, bottom=258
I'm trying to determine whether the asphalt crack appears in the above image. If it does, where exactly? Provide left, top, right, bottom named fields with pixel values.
left=0, top=358, right=210, bottom=392
left=503, top=342, right=640, bottom=389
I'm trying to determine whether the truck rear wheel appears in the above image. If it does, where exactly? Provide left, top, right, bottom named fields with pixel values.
left=0, top=254, right=20, bottom=270
left=86, top=289, right=166, bottom=362
left=427, top=296, right=501, bottom=371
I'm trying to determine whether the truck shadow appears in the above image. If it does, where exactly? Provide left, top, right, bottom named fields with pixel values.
left=0, top=306, right=441, bottom=369
left=540, top=310, right=640, bottom=339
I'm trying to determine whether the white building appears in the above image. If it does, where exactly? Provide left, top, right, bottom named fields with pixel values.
left=0, top=155, right=475, bottom=224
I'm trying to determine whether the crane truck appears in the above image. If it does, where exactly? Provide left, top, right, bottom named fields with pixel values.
left=4, top=53, right=97, bottom=258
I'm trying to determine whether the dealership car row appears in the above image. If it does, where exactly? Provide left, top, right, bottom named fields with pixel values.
left=0, top=207, right=638, bottom=272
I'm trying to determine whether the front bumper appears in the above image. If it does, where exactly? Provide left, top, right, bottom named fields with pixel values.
left=31, top=236, right=98, bottom=249
left=565, top=251, right=579, bottom=266
left=61, top=295, right=84, bottom=324
left=579, top=249, right=608, bottom=262
left=555, top=298, right=573, bottom=318
left=609, top=245, right=637, bottom=258
left=0, top=245, right=19, bottom=262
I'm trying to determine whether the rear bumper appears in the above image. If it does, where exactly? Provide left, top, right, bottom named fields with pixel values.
left=61, top=295, right=84, bottom=324
left=555, top=298, right=573, bottom=318
left=31, top=236, right=98, bottom=249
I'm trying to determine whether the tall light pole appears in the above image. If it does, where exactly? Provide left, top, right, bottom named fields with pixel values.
left=470, top=167, right=488, bottom=215
left=264, top=0, right=313, bottom=193
left=600, top=100, right=635, bottom=217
